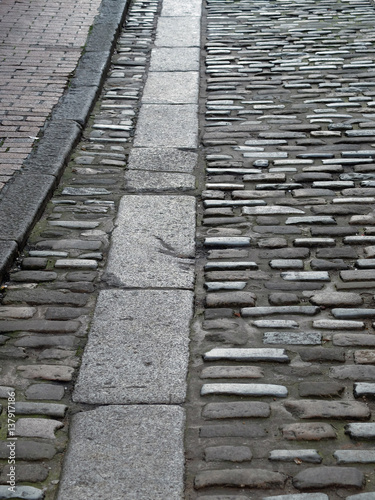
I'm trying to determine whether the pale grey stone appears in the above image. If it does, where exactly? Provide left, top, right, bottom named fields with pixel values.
left=310, top=291, right=362, bottom=307
left=0, top=486, right=44, bottom=500
left=128, top=147, right=197, bottom=173
left=204, top=237, right=250, bottom=247
left=334, top=450, right=375, bottom=463
left=106, top=196, right=195, bottom=288
left=125, top=171, right=195, bottom=191
left=203, top=348, right=289, bottom=363
left=134, top=104, right=198, bottom=148
left=62, top=187, right=111, bottom=196
left=73, top=290, right=193, bottom=404
left=161, top=0, right=202, bottom=17
left=313, top=319, right=364, bottom=330
left=253, top=320, right=299, bottom=329
left=269, top=450, right=321, bottom=463
left=0, top=386, right=15, bottom=398
left=345, top=423, right=375, bottom=439
left=15, top=418, right=63, bottom=439
left=281, top=271, right=330, bottom=281
left=142, top=72, right=198, bottom=104
left=49, top=221, right=99, bottom=229
left=205, top=282, right=247, bottom=291
left=200, top=366, right=264, bottom=379
left=17, top=365, right=74, bottom=381
left=243, top=206, right=305, bottom=215
left=347, top=494, right=375, bottom=500
left=150, top=48, right=200, bottom=72
left=201, top=383, right=288, bottom=397
left=263, top=332, right=321, bottom=345
left=264, top=495, right=328, bottom=500
left=242, top=306, right=319, bottom=316
left=286, top=216, right=336, bottom=225
left=354, top=382, right=375, bottom=397
left=155, top=17, right=200, bottom=47
left=57, top=406, right=184, bottom=500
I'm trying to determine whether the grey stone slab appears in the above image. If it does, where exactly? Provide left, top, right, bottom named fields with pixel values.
left=242, top=306, right=319, bottom=317
left=125, top=171, right=195, bottom=191
left=161, top=0, right=201, bottom=16
left=128, top=147, right=197, bottom=173
left=57, top=406, right=184, bottom=500
left=345, top=423, right=375, bottom=439
left=150, top=48, right=200, bottom=72
left=142, top=72, right=198, bottom=104
left=347, top=495, right=375, bottom=500
left=106, top=195, right=195, bottom=288
left=0, top=486, right=44, bottom=500
left=203, top=348, right=289, bottom=363
left=134, top=104, right=198, bottom=148
left=73, top=289, right=193, bottom=404
left=155, top=17, right=201, bottom=47
left=335, top=450, right=375, bottom=464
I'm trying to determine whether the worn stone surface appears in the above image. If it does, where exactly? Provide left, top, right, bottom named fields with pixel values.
left=105, top=195, right=195, bottom=288
left=293, top=467, right=364, bottom=490
left=57, top=406, right=185, bottom=500
left=74, top=290, right=193, bottom=404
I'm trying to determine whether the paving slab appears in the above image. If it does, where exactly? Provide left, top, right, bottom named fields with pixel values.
left=149, top=47, right=200, bottom=71
left=134, top=104, right=199, bottom=148
left=73, top=289, right=193, bottom=404
left=105, top=195, right=195, bottom=288
left=155, top=17, right=201, bottom=47
left=128, top=147, right=198, bottom=173
left=142, top=72, right=199, bottom=104
left=161, top=0, right=202, bottom=17
left=57, top=405, right=185, bottom=500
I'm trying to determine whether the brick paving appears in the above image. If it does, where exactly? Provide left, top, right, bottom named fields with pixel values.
left=2, top=0, right=375, bottom=498
left=0, top=0, right=102, bottom=191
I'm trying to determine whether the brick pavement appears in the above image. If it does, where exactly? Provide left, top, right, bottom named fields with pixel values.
left=0, top=0, right=102, bottom=191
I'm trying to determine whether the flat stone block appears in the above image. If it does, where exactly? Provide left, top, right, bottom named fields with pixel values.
left=106, top=195, right=195, bottom=288
left=264, top=332, right=321, bottom=345
left=201, top=383, right=288, bottom=397
left=57, top=406, right=184, bottom=500
left=125, top=171, right=195, bottom=191
left=264, top=495, right=329, bottom=500
left=269, top=450, right=321, bottom=463
left=345, top=423, right=375, bottom=439
left=128, top=147, right=197, bottom=173
left=334, top=450, right=375, bottom=463
left=150, top=48, right=200, bottom=72
left=134, top=104, right=198, bottom=148
left=195, top=469, right=286, bottom=490
left=74, top=290, right=193, bottom=404
left=155, top=17, right=201, bottom=47
left=142, top=72, right=199, bottom=104
left=0, top=486, right=44, bottom=500
left=161, top=0, right=202, bottom=16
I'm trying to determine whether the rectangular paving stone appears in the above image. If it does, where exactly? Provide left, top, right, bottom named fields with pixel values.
left=155, top=17, right=201, bottom=47
left=345, top=423, right=375, bottom=439
left=128, top=147, right=197, bottom=173
left=150, top=48, right=200, bottom=72
left=57, top=406, right=184, bottom=500
left=203, top=348, right=289, bottom=363
left=263, top=332, right=321, bottom=345
left=106, top=195, right=195, bottom=288
left=142, top=72, right=199, bottom=104
left=201, top=383, right=288, bottom=397
left=134, top=104, right=198, bottom=148
left=161, top=0, right=202, bottom=17
left=242, top=306, right=319, bottom=317
left=73, top=289, right=193, bottom=404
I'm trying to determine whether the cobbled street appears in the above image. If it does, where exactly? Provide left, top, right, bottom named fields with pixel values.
left=2, top=0, right=375, bottom=498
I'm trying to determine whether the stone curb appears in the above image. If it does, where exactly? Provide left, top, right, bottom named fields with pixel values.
left=0, top=0, right=131, bottom=282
